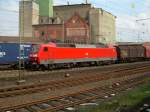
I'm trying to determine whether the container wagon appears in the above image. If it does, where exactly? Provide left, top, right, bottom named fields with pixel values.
left=0, top=43, right=32, bottom=68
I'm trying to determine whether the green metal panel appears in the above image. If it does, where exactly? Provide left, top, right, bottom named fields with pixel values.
left=37, top=0, right=53, bottom=17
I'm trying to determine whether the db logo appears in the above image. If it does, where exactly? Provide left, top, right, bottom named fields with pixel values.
left=0, top=52, right=6, bottom=58
left=85, top=53, right=89, bottom=56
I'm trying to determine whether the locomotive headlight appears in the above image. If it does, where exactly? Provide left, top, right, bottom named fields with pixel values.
left=33, top=54, right=38, bottom=57
left=30, top=54, right=38, bottom=57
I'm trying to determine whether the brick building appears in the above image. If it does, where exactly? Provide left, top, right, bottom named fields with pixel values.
left=33, top=24, right=64, bottom=42
left=54, top=4, right=91, bottom=21
left=53, top=4, right=116, bottom=44
left=64, top=13, right=90, bottom=44
left=19, top=1, right=116, bottom=44
left=33, top=13, right=90, bottom=44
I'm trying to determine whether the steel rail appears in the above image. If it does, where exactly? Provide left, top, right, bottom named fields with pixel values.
left=1, top=75, right=148, bottom=112
left=0, top=64, right=150, bottom=98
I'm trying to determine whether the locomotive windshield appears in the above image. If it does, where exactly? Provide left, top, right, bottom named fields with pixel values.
left=32, top=45, right=39, bottom=53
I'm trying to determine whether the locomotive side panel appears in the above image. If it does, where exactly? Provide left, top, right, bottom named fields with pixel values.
left=37, top=45, right=117, bottom=65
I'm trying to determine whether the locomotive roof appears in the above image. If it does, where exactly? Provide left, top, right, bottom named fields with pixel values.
left=56, top=43, right=108, bottom=48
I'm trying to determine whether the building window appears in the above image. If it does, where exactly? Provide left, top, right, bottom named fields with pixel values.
left=72, top=20, right=76, bottom=23
left=41, top=19, right=43, bottom=23
left=41, top=31, right=45, bottom=36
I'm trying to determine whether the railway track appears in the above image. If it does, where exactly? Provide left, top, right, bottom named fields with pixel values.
left=0, top=63, right=150, bottom=98
left=0, top=61, right=150, bottom=79
left=0, top=74, right=149, bottom=112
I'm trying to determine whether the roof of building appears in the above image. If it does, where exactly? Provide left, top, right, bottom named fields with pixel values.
left=0, top=36, right=43, bottom=43
left=54, top=3, right=115, bottom=18
left=64, top=12, right=89, bottom=27
left=33, top=23, right=63, bottom=26
left=54, top=3, right=92, bottom=8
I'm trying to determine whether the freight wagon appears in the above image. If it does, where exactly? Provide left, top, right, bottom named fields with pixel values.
left=1, top=42, right=150, bottom=70
left=143, top=44, right=150, bottom=59
left=0, top=43, right=32, bottom=68
left=115, top=44, right=146, bottom=62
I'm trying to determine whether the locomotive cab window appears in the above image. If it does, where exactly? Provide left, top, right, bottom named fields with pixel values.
left=43, top=47, right=48, bottom=52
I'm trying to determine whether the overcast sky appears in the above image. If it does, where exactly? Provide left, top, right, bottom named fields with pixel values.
left=0, top=0, right=150, bottom=42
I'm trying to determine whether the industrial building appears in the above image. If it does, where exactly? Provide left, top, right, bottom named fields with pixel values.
left=64, top=13, right=90, bottom=44
left=53, top=4, right=116, bottom=44
left=38, top=0, right=53, bottom=17
left=19, top=0, right=116, bottom=44
left=53, top=4, right=91, bottom=21
left=33, top=13, right=90, bottom=44
left=0, top=36, right=43, bottom=43
left=37, top=0, right=54, bottom=24
left=89, top=8, right=116, bottom=44
left=33, top=23, right=64, bottom=42
left=19, top=0, right=39, bottom=37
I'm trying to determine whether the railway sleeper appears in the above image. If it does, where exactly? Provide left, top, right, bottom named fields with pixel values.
left=1, top=78, right=147, bottom=112
left=26, top=105, right=42, bottom=112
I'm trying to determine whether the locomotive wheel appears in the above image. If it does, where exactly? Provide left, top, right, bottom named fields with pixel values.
left=39, top=65, right=47, bottom=71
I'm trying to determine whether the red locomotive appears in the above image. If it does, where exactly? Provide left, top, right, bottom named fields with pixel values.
left=29, top=43, right=117, bottom=69
left=29, top=42, right=150, bottom=69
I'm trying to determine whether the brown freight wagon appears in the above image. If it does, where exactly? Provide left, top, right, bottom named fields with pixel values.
left=115, top=44, right=146, bottom=62
left=143, top=43, right=150, bottom=59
